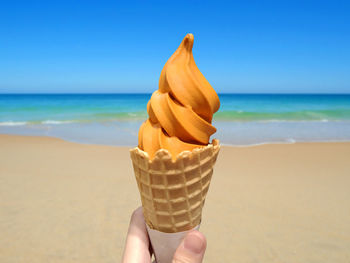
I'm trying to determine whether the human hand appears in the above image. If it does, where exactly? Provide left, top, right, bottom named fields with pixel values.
left=122, top=207, right=207, bottom=263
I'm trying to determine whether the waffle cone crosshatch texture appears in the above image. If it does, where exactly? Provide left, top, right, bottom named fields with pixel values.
left=130, top=139, right=220, bottom=233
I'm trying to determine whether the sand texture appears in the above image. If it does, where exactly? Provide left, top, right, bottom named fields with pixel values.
left=0, top=134, right=350, bottom=262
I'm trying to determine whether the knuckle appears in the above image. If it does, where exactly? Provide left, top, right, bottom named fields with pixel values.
left=130, top=207, right=143, bottom=222
left=172, top=255, right=192, bottom=263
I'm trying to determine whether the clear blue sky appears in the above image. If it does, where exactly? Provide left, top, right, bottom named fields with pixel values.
left=0, top=0, right=349, bottom=94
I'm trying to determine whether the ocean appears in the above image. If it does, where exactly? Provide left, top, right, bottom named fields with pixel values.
left=1, top=94, right=350, bottom=146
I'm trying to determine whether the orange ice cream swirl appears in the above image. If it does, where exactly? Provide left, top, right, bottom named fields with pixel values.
left=138, top=33, right=220, bottom=160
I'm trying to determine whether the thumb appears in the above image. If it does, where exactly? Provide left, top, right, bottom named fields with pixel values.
left=172, top=231, right=207, bottom=263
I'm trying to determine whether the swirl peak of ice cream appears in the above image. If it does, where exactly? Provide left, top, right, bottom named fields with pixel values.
left=138, top=33, right=220, bottom=160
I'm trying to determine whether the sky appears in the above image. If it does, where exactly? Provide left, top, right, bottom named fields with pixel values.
left=0, top=0, right=349, bottom=94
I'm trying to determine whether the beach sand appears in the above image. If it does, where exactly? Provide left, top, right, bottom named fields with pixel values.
left=0, top=134, right=350, bottom=262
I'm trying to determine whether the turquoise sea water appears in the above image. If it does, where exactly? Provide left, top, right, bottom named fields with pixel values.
left=1, top=94, right=350, bottom=145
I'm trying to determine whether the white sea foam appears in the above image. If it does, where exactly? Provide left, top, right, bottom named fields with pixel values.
left=236, top=119, right=340, bottom=123
left=0, top=121, right=27, bottom=126
left=221, top=139, right=297, bottom=147
left=41, top=120, right=73, bottom=125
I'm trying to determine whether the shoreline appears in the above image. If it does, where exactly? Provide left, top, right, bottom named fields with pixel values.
left=2, top=118, right=350, bottom=147
left=1, top=134, right=350, bottom=262
left=1, top=132, right=350, bottom=148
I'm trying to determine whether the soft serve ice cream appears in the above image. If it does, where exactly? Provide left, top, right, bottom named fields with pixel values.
left=131, top=33, right=221, bottom=262
left=138, top=33, right=220, bottom=159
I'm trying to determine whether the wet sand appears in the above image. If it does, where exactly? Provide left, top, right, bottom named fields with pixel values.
left=0, top=134, right=349, bottom=262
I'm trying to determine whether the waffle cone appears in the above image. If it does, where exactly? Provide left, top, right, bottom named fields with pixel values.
left=130, top=139, right=220, bottom=233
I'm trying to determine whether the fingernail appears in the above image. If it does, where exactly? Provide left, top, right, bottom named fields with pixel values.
left=183, top=232, right=205, bottom=254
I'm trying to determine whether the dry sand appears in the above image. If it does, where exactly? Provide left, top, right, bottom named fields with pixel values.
left=0, top=134, right=350, bottom=262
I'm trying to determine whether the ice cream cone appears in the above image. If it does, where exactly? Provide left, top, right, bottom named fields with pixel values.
left=130, top=139, right=220, bottom=262
left=130, top=139, right=220, bottom=233
left=131, top=33, right=221, bottom=262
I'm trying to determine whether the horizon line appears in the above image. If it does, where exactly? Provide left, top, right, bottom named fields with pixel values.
left=1, top=92, right=350, bottom=95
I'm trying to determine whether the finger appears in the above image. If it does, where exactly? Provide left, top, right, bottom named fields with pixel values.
left=122, top=207, right=151, bottom=263
left=172, top=230, right=207, bottom=263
